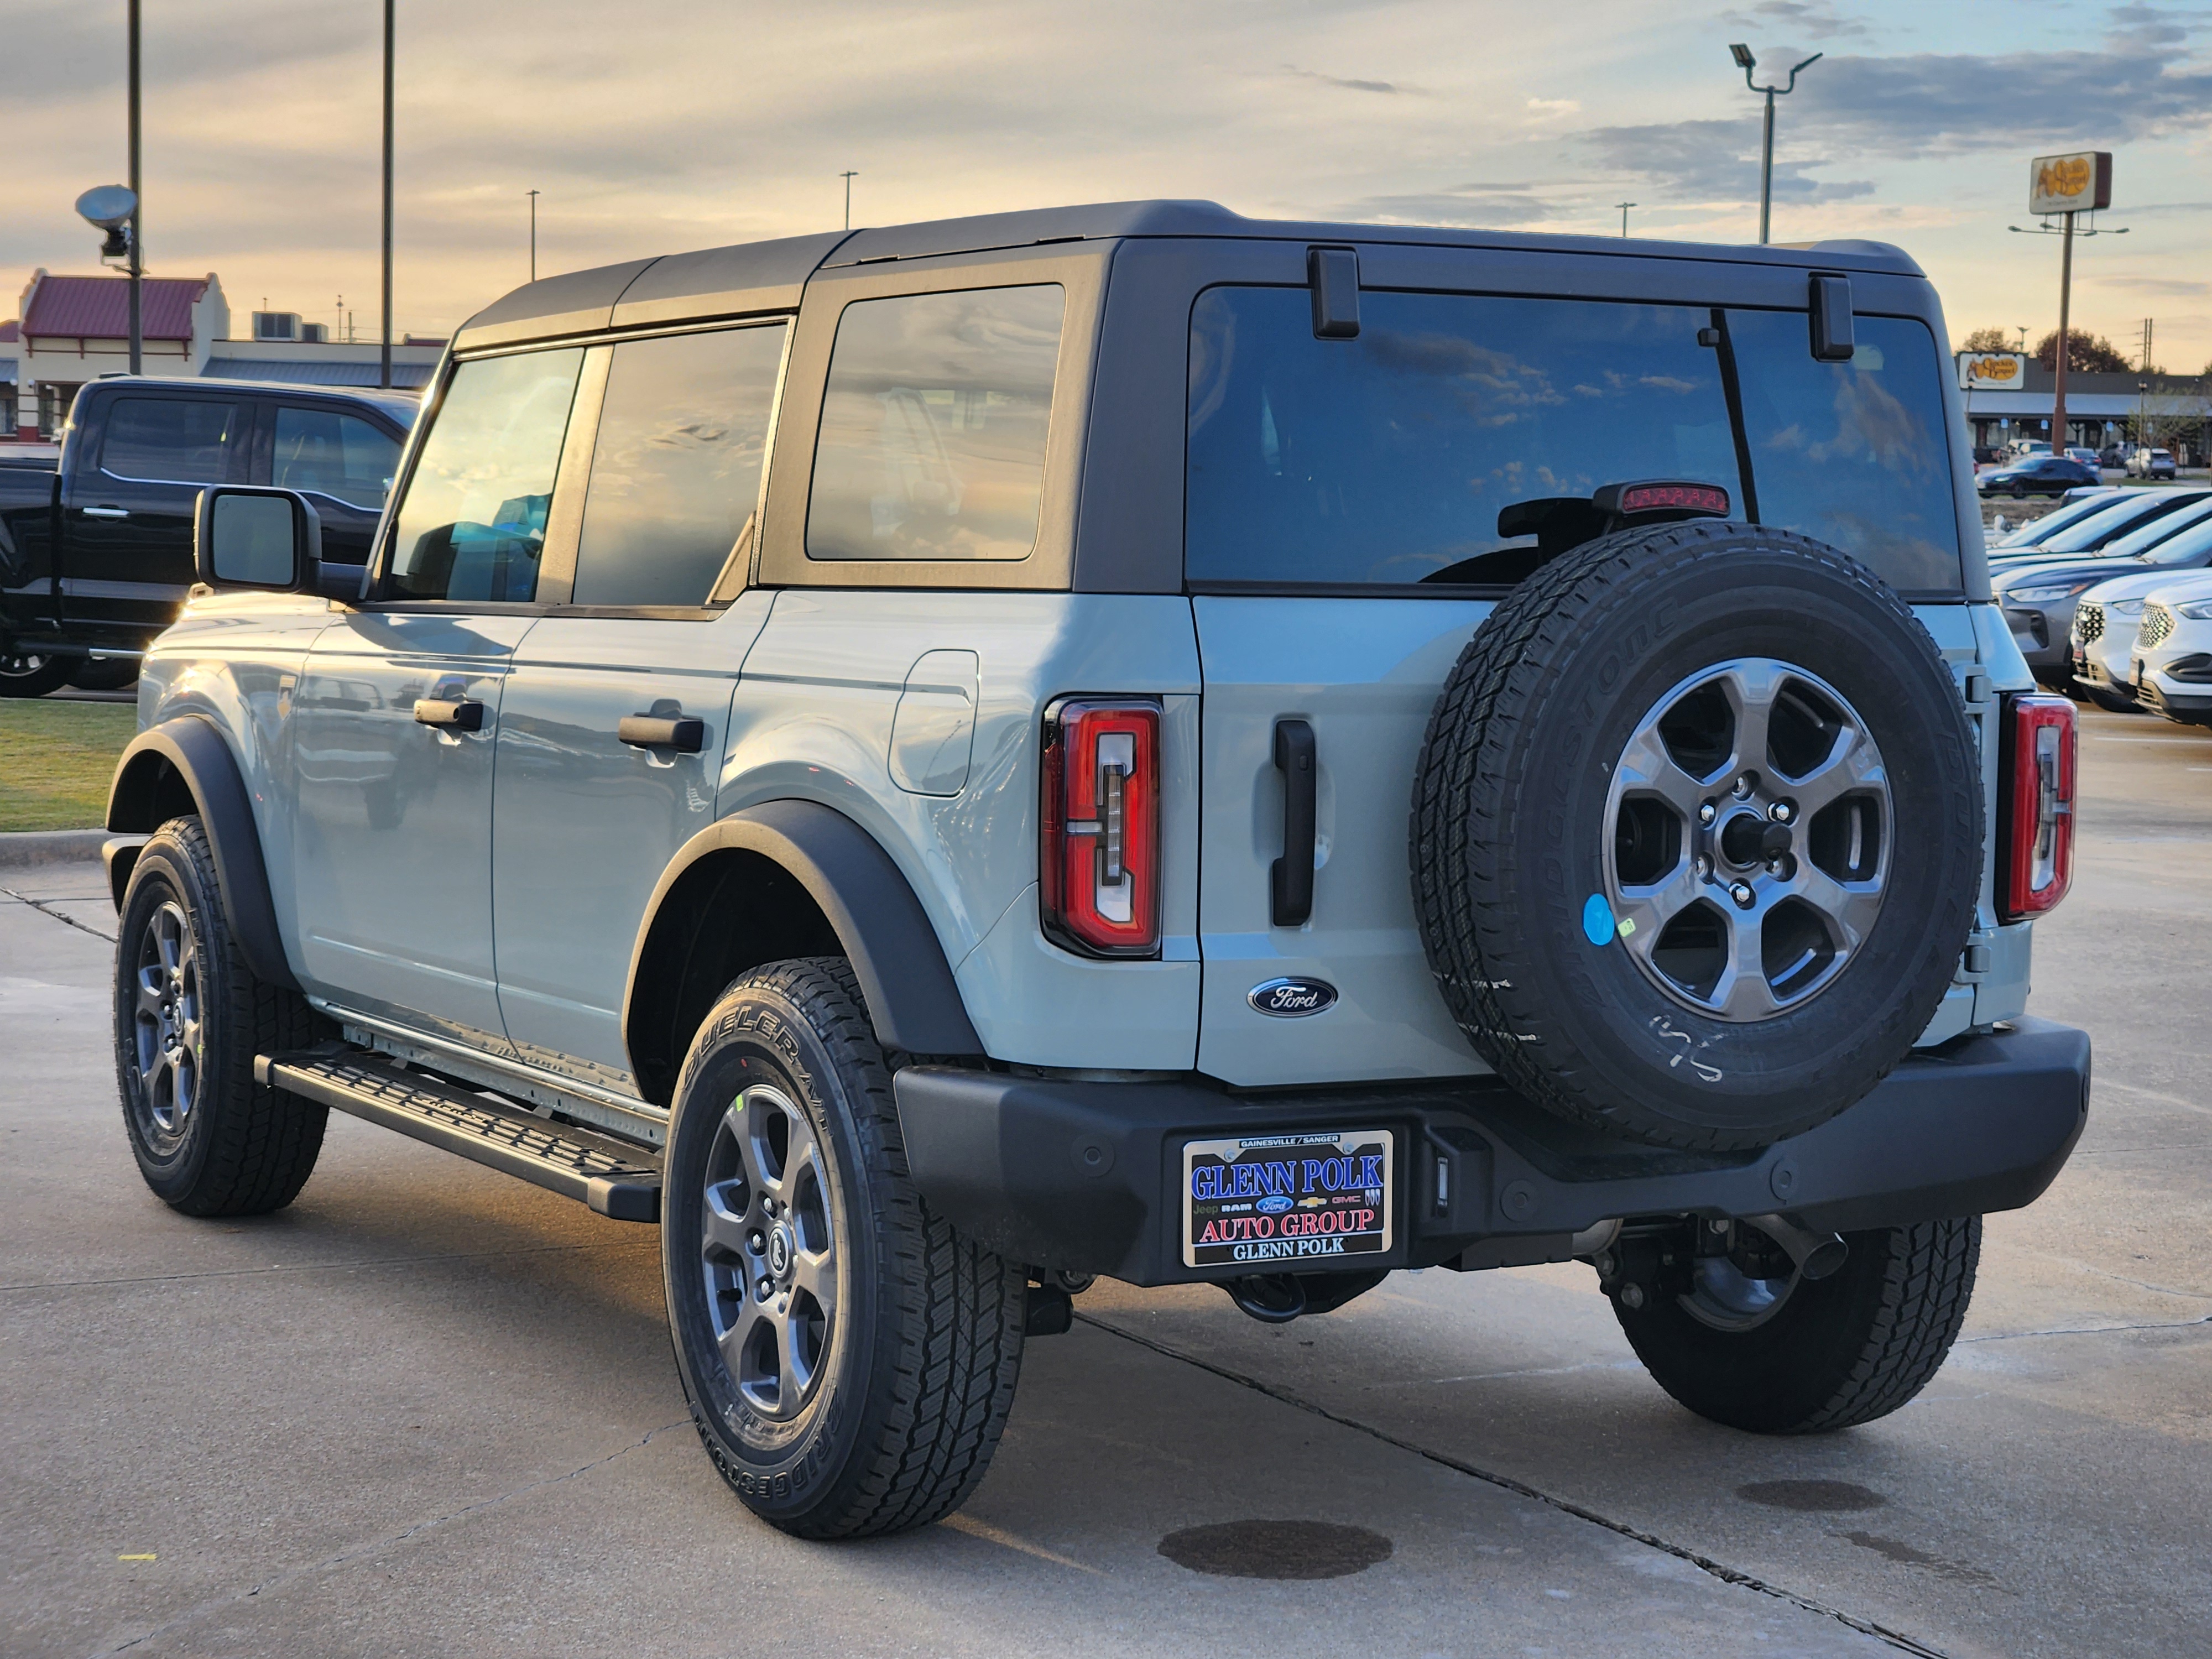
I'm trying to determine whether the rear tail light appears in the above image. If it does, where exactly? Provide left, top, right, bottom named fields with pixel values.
left=1041, top=698, right=1161, bottom=957
left=1999, top=692, right=2076, bottom=920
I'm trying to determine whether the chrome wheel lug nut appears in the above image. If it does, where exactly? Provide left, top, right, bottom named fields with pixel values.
left=1697, top=801, right=1717, bottom=826
left=1728, top=880, right=1755, bottom=909
left=1694, top=854, right=1712, bottom=879
left=749, top=1232, right=764, bottom=1253
left=1768, top=800, right=1793, bottom=824
left=756, top=1277, right=774, bottom=1301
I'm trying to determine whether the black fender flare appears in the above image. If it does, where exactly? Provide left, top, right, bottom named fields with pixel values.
left=105, top=714, right=299, bottom=990
left=623, top=800, right=984, bottom=1067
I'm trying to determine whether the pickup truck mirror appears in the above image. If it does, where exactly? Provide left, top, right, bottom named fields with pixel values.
left=194, top=487, right=323, bottom=592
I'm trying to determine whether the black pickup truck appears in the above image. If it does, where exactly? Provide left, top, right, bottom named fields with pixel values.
left=0, top=375, right=415, bottom=696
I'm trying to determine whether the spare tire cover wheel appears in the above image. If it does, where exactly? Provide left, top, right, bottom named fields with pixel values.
left=1410, top=522, right=1982, bottom=1151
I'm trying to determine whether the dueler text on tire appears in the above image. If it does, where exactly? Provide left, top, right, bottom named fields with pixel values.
left=114, top=817, right=328, bottom=1213
left=1615, top=1217, right=1981, bottom=1433
left=661, top=957, right=1026, bottom=1538
left=1411, top=522, right=1981, bottom=1150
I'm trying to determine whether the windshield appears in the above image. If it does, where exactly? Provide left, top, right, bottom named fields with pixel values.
left=1995, top=491, right=2120, bottom=546
left=2108, top=495, right=2212, bottom=562
left=2038, top=492, right=2206, bottom=555
left=2131, top=514, right=2212, bottom=567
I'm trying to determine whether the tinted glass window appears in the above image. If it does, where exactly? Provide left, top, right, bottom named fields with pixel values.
left=1728, top=313, right=1961, bottom=588
left=807, top=285, right=1063, bottom=561
left=388, top=349, right=583, bottom=602
left=100, top=398, right=239, bottom=484
left=273, top=407, right=401, bottom=510
left=1188, top=289, right=1740, bottom=586
left=571, top=323, right=787, bottom=606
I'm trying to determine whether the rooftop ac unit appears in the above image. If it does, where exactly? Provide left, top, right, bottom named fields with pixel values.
left=301, top=322, right=328, bottom=343
left=253, top=310, right=301, bottom=341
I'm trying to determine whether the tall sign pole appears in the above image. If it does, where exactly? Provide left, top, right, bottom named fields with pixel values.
left=380, top=0, right=394, bottom=390
left=127, top=0, right=142, bottom=375
left=2028, top=152, right=2113, bottom=459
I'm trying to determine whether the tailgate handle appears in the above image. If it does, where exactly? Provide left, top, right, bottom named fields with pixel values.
left=1271, top=719, right=1317, bottom=927
left=618, top=714, right=705, bottom=753
left=413, top=697, right=485, bottom=731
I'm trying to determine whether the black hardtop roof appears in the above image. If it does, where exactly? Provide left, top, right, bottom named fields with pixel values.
left=453, top=199, right=1924, bottom=351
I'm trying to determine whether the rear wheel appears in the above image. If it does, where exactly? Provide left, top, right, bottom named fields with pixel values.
left=113, top=818, right=328, bottom=1214
left=661, top=957, right=1026, bottom=1537
left=69, top=657, right=140, bottom=692
left=0, top=648, right=72, bottom=698
left=1612, top=1216, right=1980, bottom=1432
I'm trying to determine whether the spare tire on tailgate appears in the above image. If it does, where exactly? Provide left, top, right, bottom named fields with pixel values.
left=1410, top=521, right=1981, bottom=1151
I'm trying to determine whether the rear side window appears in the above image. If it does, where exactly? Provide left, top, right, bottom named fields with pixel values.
left=806, top=285, right=1063, bottom=561
left=1186, top=288, right=1964, bottom=593
left=99, top=398, right=240, bottom=484
left=571, top=322, right=787, bottom=606
left=387, top=348, right=583, bottom=602
left=273, top=407, right=400, bottom=510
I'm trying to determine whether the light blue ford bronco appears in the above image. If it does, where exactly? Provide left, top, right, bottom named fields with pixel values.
left=105, top=202, right=2090, bottom=1538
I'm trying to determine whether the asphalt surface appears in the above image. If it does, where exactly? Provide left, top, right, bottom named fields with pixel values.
left=4, top=706, right=2208, bottom=1658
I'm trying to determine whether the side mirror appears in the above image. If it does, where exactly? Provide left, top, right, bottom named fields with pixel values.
left=195, top=487, right=321, bottom=591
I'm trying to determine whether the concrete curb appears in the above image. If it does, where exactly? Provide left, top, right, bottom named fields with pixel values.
left=0, top=829, right=112, bottom=868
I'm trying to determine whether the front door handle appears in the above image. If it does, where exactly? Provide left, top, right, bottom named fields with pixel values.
left=618, top=714, right=706, bottom=753
left=1271, top=718, right=1317, bottom=927
left=80, top=507, right=130, bottom=519
left=413, top=697, right=486, bottom=731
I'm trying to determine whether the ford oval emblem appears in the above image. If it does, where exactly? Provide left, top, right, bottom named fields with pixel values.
left=1256, top=1193, right=1294, bottom=1214
left=1249, top=977, right=1338, bottom=1018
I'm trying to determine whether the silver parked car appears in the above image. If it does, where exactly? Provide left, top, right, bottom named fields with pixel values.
left=2122, top=571, right=2212, bottom=722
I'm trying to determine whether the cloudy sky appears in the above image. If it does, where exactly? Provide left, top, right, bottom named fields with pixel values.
left=6, top=0, right=2209, bottom=368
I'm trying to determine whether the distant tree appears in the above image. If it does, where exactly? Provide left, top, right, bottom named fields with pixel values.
left=1958, top=326, right=2016, bottom=353
left=2032, top=330, right=2132, bottom=374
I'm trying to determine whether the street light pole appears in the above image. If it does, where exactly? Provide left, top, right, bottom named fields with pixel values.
left=527, top=189, right=539, bottom=282
left=380, top=0, right=394, bottom=390
left=127, top=0, right=142, bottom=375
left=1729, top=44, right=1822, bottom=246
left=1616, top=201, right=1636, bottom=236
left=841, top=170, right=858, bottom=232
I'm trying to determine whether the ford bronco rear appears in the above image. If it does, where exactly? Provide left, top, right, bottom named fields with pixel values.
left=106, top=202, right=2087, bottom=1538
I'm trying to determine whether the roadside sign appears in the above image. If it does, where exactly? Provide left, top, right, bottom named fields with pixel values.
left=2030, top=152, right=2112, bottom=216
left=1959, top=352, right=2027, bottom=389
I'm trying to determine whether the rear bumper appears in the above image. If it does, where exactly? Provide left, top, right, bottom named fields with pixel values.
left=894, top=1016, right=2091, bottom=1285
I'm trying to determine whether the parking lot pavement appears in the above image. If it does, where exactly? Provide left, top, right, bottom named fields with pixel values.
left=3, top=705, right=2206, bottom=1658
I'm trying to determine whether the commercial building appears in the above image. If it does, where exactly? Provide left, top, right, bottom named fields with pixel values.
left=2, top=271, right=442, bottom=442
left=1958, top=353, right=2210, bottom=461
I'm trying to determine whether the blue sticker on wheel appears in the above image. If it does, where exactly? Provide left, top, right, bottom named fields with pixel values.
left=1583, top=893, right=1615, bottom=947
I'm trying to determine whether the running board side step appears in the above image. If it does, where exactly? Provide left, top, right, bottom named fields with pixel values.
left=257, top=1050, right=662, bottom=1222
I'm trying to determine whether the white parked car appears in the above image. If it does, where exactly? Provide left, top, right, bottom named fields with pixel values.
left=2127, top=447, right=2178, bottom=480
left=2120, top=571, right=2212, bottom=724
left=2072, top=565, right=2212, bottom=710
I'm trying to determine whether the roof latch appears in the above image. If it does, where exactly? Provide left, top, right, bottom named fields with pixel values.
left=1808, top=272, right=1855, bottom=362
left=1308, top=247, right=1360, bottom=340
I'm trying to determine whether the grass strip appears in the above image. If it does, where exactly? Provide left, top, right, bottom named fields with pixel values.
left=0, top=699, right=137, bottom=831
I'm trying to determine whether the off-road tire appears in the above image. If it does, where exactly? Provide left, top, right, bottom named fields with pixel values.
left=662, top=957, right=1025, bottom=1538
left=1614, top=1217, right=1981, bottom=1433
left=114, top=817, right=327, bottom=1214
left=1410, top=521, right=1981, bottom=1150
left=69, top=658, right=140, bottom=692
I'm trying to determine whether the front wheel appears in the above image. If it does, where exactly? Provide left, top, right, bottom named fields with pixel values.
left=114, top=817, right=328, bottom=1214
left=661, top=957, right=1026, bottom=1538
left=1613, top=1216, right=1980, bottom=1433
left=2010, top=481, right=2028, bottom=499
left=0, top=648, right=72, bottom=698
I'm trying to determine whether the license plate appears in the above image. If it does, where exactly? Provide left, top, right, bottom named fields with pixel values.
left=1181, top=1128, right=1394, bottom=1269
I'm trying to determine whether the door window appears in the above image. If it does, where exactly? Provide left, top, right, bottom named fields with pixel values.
left=98, top=397, right=241, bottom=484
left=806, top=285, right=1063, bottom=561
left=273, top=406, right=401, bottom=510
left=570, top=322, right=787, bottom=606
left=386, top=348, right=584, bottom=602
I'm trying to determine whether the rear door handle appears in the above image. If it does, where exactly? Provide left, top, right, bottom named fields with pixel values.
left=618, top=714, right=706, bottom=753
left=413, top=697, right=486, bottom=731
left=80, top=507, right=130, bottom=519
left=1271, top=718, right=1317, bottom=927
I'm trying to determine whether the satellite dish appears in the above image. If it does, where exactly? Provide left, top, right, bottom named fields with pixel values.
left=75, top=185, right=138, bottom=231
